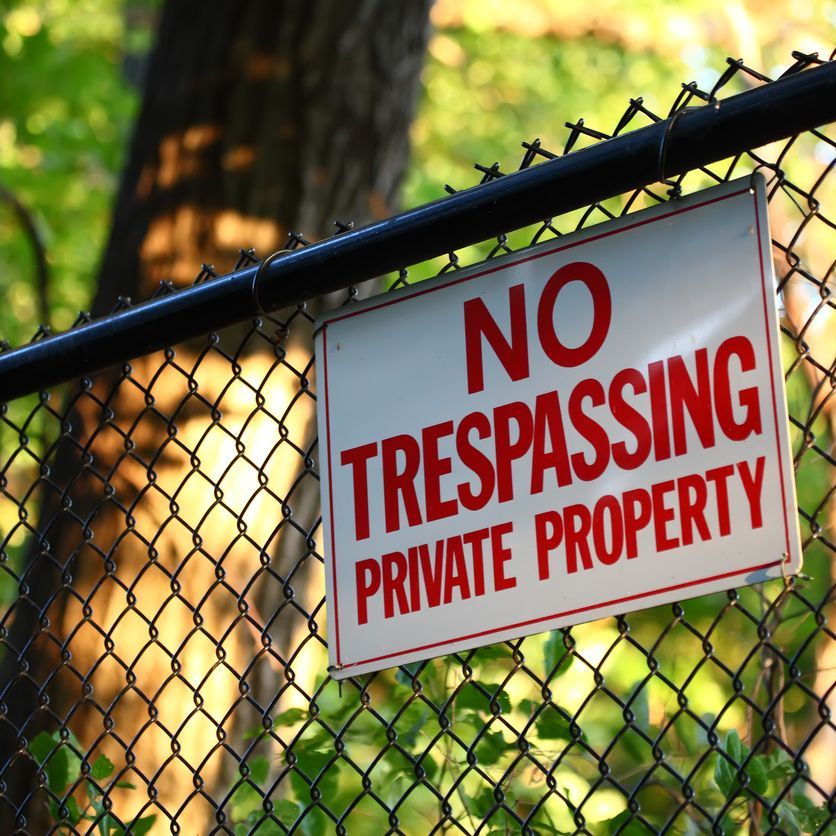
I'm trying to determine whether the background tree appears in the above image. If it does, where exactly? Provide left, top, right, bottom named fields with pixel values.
left=0, top=1, right=431, bottom=830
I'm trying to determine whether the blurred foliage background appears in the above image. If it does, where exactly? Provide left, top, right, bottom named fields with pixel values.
left=0, top=0, right=832, bottom=345
left=0, top=1, right=834, bottom=833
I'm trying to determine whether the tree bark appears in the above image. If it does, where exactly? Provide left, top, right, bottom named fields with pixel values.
left=0, top=2, right=430, bottom=832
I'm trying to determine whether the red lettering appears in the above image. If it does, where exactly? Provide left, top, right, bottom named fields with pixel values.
left=537, top=262, right=611, bottom=367
left=355, top=558, right=381, bottom=625
left=490, top=522, right=516, bottom=591
left=407, top=546, right=421, bottom=612
left=668, top=349, right=715, bottom=455
left=456, top=412, right=495, bottom=511
left=534, top=510, right=563, bottom=581
left=568, top=379, right=610, bottom=481
left=418, top=542, right=444, bottom=608
left=651, top=480, right=679, bottom=551
left=563, top=504, right=593, bottom=573
left=382, top=551, right=409, bottom=618
left=381, top=434, right=423, bottom=533
left=648, top=360, right=671, bottom=462
left=423, top=421, right=458, bottom=522
left=622, top=488, right=652, bottom=558
left=592, top=495, right=623, bottom=565
left=610, top=368, right=651, bottom=470
left=443, top=536, right=471, bottom=604
left=531, top=390, right=572, bottom=494
left=714, top=336, right=762, bottom=441
left=677, top=474, right=710, bottom=546
left=705, top=464, right=734, bottom=536
left=464, top=284, right=529, bottom=394
left=493, top=401, right=533, bottom=503
left=340, top=441, right=378, bottom=541
left=737, top=456, right=765, bottom=529
left=462, top=528, right=489, bottom=597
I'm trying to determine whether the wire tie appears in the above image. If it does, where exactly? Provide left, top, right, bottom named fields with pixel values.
left=657, top=104, right=710, bottom=197
left=251, top=249, right=292, bottom=317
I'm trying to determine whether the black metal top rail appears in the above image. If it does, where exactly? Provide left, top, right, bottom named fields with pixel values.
left=1, top=60, right=835, bottom=403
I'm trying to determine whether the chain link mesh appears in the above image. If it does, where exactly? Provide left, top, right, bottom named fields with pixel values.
left=0, top=51, right=834, bottom=834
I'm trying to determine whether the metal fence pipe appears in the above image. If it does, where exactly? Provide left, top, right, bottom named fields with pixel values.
left=0, top=60, right=834, bottom=402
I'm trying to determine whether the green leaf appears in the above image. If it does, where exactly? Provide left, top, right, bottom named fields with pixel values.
left=87, top=792, right=113, bottom=836
left=718, top=733, right=744, bottom=799
left=91, top=754, right=114, bottom=780
left=536, top=708, right=573, bottom=741
left=777, top=800, right=803, bottom=831
left=474, top=731, right=507, bottom=765
left=714, top=731, right=769, bottom=800
left=65, top=796, right=83, bottom=826
left=126, top=814, right=156, bottom=835
left=240, top=809, right=284, bottom=835
left=471, top=643, right=507, bottom=661
left=598, top=810, right=649, bottom=835
left=29, top=731, right=69, bottom=794
left=792, top=793, right=816, bottom=811
left=398, top=707, right=429, bottom=750
left=114, top=781, right=136, bottom=790
left=455, top=682, right=510, bottom=714
left=395, top=662, right=423, bottom=688
left=746, top=755, right=768, bottom=796
left=713, top=750, right=735, bottom=799
left=725, top=730, right=744, bottom=763
left=28, top=731, right=56, bottom=766
left=48, top=800, right=61, bottom=823
left=789, top=794, right=836, bottom=835
left=274, top=708, right=307, bottom=726
left=275, top=799, right=300, bottom=828
left=463, top=786, right=495, bottom=819
left=629, top=685, right=649, bottom=731
left=245, top=757, right=269, bottom=785
left=461, top=709, right=487, bottom=732
left=289, top=749, right=340, bottom=802
left=543, top=631, right=572, bottom=677
left=230, top=781, right=262, bottom=820
left=764, top=749, right=795, bottom=779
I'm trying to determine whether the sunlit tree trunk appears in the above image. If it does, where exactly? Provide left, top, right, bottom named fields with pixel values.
left=0, top=1, right=430, bottom=831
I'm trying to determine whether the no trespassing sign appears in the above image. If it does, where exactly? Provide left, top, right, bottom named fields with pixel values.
left=314, top=174, right=801, bottom=680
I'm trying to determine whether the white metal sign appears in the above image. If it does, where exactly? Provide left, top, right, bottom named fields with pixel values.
left=314, top=175, right=801, bottom=680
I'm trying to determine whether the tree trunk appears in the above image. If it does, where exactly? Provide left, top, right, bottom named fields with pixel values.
left=0, top=2, right=430, bottom=832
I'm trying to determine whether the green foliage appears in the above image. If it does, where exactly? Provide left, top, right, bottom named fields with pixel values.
left=227, top=756, right=295, bottom=835
left=0, top=0, right=149, bottom=346
left=28, top=730, right=155, bottom=834
left=543, top=629, right=573, bottom=678
left=712, top=732, right=834, bottom=834
left=598, top=810, right=651, bottom=835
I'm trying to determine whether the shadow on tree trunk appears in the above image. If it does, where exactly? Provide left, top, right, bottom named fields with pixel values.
left=0, top=1, right=430, bottom=830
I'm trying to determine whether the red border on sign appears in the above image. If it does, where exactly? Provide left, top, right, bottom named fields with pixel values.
left=339, top=559, right=783, bottom=670
left=321, top=184, right=792, bottom=672
left=321, top=325, right=341, bottom=663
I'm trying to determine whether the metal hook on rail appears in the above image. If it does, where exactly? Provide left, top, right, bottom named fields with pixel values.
left=656, top=104, right=714, bottom=198
left=251, top=249, right=293, bottom=317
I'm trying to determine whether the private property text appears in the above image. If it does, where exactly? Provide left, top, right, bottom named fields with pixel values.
left=337, top=262, right=766, bottom=624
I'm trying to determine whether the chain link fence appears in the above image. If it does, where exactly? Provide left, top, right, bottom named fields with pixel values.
left=0, top=51, right=834, bottom=834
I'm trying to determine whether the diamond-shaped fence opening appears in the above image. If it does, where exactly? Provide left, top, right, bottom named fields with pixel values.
left=0, top=51, right=834, bottom=834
